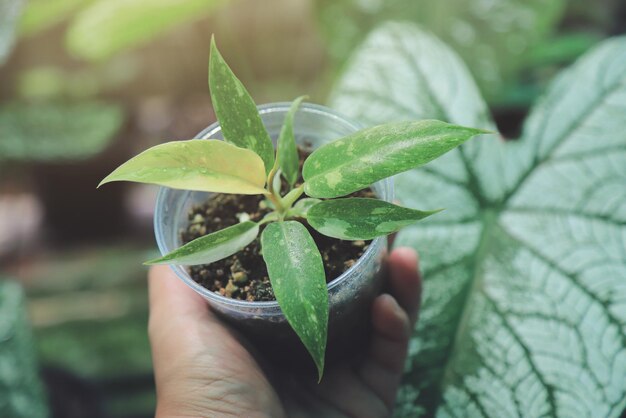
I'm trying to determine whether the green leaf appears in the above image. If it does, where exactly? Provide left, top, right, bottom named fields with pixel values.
left=287, top=198, right=321, bottom=218
left=0, top=281, right=49, bottom=418
left=99, top=139, right=268, bottom=195
left=20, top=0, right=95, bottom=37
left=261, top=221, right=328, bottom=380
left=66, top=0, right=226, bottom=61
left=277, top=96, right=306, bottom=187
left=331, top=24, right=626, bottom=417
left=145, top=221, right=259, bottom=265
left=307, top=198, right=441, bottom=240
left=0, top=102, right=124, bottom=161
left=302, top=120, right=487, bottom=198
left=209, top=37, right=275, bottom=174
left=0, top=0, right=25, bottom=65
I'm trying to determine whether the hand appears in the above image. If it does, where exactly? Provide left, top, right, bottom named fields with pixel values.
left=148, top=247, right=422, bottom=418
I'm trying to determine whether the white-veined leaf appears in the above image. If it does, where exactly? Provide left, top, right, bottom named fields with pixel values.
left=331, top=22, right=626, bottom=417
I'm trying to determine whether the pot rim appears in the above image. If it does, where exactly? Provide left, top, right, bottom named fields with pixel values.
left=154, top=102, right=394, bottom=309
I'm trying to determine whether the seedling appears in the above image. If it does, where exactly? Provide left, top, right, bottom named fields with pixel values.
left=99, top=37, right=489, bottom=379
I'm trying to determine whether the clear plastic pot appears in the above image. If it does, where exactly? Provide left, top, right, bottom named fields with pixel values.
left=154, top=103, right=394, bottom=370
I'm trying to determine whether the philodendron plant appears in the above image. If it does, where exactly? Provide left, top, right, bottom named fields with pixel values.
left=99, top=37, right=488, bottom=379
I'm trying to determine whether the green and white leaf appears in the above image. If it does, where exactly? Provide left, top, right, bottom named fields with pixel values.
left=303, top=120, right=486, bottom=198
left=331, top=23, right=626, bottom=417
left=278, top=96, right=306, bottom=187
left=66, top=0, right=226, bottom=61
left=99, top=140, right=268, bottom=195
left=261, top=221, right=328, bottom=380
left=209, top=37, right=275, bottom=173
left=145, top=221, right=259, bottom=266
left=307, top=198, right=441, bottom=240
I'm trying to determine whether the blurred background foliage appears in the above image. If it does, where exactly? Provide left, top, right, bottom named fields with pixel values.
left=0, top=0, right=624, bottom=417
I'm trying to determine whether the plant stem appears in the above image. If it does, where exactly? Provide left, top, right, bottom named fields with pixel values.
left=266, top=165, right=285, bottom=213
left=267, top=166, right=279, bottom=194
left=281, top=184, right=304, bottom=210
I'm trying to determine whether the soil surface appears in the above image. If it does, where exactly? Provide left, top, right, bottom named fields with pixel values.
left=182, top=150, right=375, bottom=301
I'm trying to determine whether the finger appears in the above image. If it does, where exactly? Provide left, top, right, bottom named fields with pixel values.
left=148, top=266, right=208, bottom=359
left=147, top=269, right=284, bottom=418
left=387, top=247, right=422, bottom=327
left=357, top=293, right=411, bottom=410
left=148, top=266, right=266, bottom=366
left=148, top=265, right=209, bottom=319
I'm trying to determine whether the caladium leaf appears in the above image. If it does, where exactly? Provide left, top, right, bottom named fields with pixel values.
left=209, top=37, right=275, bottom=173
left=99, top=139, right=268, bottom=195
left=331, top=23, right=626, bottom=417
left=145, top=221, right=258, bottom=266
left=261, top=221, right=328, bottom=380
left=277, top=96, right=306, bottom=187
left=302, top=120, right=487, bottom=198
left=307, top=198, right=441, bottom=240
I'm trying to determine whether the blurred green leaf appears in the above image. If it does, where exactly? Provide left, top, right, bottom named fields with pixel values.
left=0, top=280, right=49, bottom=418
left=66, top=0, right=227, bottom=61
left=20, top=0, right=95, bottom=36
left=316, top=0, right=566, bottom=99
left=307, top=198, right=441, bottom=240
left=0, top=102, right=124, bottom=161
left=331, top=22, right=626, bottom=417
left=261, top=221, right=328, bottom=380
left=0, top=0, right=25, bottom=65
left=17, top=68, right=67, bottom=100
left=527, top=32, right=603, bottom=66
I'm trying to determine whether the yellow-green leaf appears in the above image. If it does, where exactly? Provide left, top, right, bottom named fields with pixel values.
left=99, top=139, right=268, bottom=195
left=209, top=37, right=275, bottom=173
left=145, top=221, right=259, bottom=265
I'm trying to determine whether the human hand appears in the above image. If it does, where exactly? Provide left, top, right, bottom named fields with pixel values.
left=148, top=247, right=421, bottom=418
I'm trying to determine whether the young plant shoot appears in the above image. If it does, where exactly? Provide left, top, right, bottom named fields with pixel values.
left=99, top=37, right=489, bottom=380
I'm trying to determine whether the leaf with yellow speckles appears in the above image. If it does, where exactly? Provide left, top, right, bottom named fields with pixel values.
left=261, top=221, right=328, bottom=380
left=302, top=120, right=488, bottom=198
left=99, top=139, right=268, bottom=195
left=307, top=198, right=441, bottom=240
left=209, top=37, right=275, bottom=174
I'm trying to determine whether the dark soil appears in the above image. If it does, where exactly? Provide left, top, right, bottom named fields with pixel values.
left=182, top=150, right=375, bottom=302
